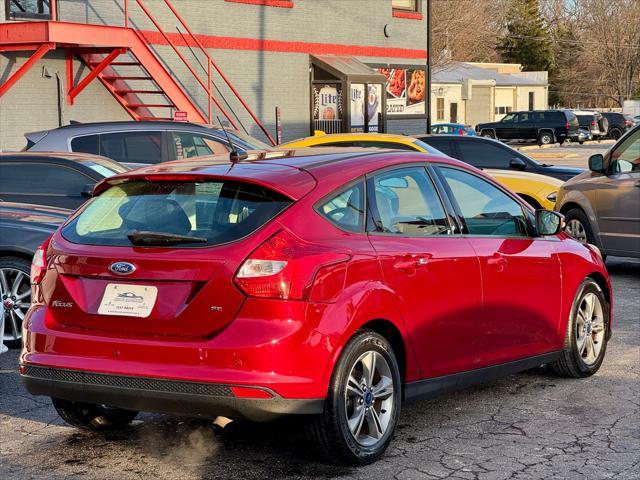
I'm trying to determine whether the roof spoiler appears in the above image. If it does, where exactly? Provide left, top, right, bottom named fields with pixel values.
left=23, top=130, right=49, bottom=150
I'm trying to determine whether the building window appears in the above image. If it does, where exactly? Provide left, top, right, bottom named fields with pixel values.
left=495, top=106, right=513, bottom=115
left=392, top=0, right=419, bottom=11
left=5, top=0, right=52, bottom=19
left=528, top=92, right=535, bottom=111
left=436, top=98, right=445, bottom=121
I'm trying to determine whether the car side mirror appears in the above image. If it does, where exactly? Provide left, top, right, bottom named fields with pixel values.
left=509, top=157, right=527, bottom=170
left=80, top=184, right=95, bottom=197
left=588, top=154, right=605, bottom=173
left=535, top=210, right=565, bottom=236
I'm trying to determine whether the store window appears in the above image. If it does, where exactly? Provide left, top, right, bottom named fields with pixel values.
left=436, top=98, right=445, bottom=121
left=528, top=92, right=535, bottom=111
left=392, top=0, right=419, bottom=11
left=5, top=0, right=52, bottom=19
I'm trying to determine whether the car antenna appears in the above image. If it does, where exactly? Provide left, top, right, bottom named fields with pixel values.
left=216, top=116, right=248, bottom=163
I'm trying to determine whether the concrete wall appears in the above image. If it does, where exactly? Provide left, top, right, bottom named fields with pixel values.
left=494, top=87, right=515, bottom=120
left=0, top=50, right=130, bottom=151
left=515, top=85, right=548, bottom=112
left=1, top=0, right=429, bottom=147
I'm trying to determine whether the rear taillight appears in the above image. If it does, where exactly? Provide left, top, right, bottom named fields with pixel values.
left=234, top=229, right=350, bottom=301
left=30, top=237, right=51, bottom=285
left=566, top=122, right=570, bottom=129
left=591, top=121, right=597, bottom=126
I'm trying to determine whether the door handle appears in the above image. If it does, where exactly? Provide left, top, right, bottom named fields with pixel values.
left=634, top=180, right=640, bottom=188
left=393, top=255, right=431, bottom=272
left=487, top=253, right=508, bottom=271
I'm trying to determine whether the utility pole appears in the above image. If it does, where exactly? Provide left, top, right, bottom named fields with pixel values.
left=426, top=0, right=432, bottom=133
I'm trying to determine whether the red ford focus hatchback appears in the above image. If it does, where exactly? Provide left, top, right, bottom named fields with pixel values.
left=21, top=149, right=611, bottom=464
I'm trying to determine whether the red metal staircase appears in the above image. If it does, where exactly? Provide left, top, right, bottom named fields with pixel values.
left=0, top=0, right=276, bottom=144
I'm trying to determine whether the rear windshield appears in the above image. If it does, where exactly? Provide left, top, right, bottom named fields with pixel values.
left=564, top=111, right=579, bottom=126
left=62, top=180, right=291, bottom=247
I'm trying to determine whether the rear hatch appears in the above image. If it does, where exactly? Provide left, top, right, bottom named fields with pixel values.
left=564, top=111, right=579, bottom=134
left=43, top=168, right=313, bottom=339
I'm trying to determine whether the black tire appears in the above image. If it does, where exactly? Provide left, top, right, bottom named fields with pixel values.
left=481, top=130, right=495, bottom=139
left=551, top=279, right=609, bottom=378
left=308, top=330, right=402, bottom=465
left=579, top=141, right=584, bottom=145
left=538, top=131, right=554, bottom=145
left=564, top=208, right=597, bottom=246
left=52, top=398, right=138, bottom=431
left=609, top=128, right=622, bottom=140
left=1, top=256, right=31, bottom=348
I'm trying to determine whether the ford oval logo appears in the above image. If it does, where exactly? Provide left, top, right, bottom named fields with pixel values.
left=109, top=262, right=136, bottom=276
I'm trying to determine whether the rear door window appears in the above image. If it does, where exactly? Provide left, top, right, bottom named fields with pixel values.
left=457, top=140, right=513, bottom=168
left=62, top=180, right=292, bottom=247
left=369, top=166, right=450, bottom=236
left=70, top=135, right=100, bottom=155
left=99, top=132, right=163, bottom=164
left=170, top=132, right=229, bottom=160
left=421, top=137, right=454, bottom=157
left=0, top=162, right=91, bottom=195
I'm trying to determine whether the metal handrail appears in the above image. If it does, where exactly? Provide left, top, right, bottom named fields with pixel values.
left=126, top=0, right=276, bottom=144
left=160, top=0, right=276, bottom=145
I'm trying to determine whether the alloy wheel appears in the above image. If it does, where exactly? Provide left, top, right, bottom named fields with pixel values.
left=1, top=268, right=31, bottom=343
left=575, top=292, right=605, bottom=366
left=344, top=350, right=395, bottom=447
left=566, top=219, right=588, bottom=243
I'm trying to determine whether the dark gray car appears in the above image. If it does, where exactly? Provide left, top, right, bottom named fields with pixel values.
left=0, top=202, right=71, bottom=347
left=25, top=121, right=271, bottom=167
left=556, top=125, right=640, bottom=258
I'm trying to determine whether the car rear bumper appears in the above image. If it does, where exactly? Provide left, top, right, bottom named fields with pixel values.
left=21, top=365, right=323, bottom=421
left=20, top=299, right=337, bottom=418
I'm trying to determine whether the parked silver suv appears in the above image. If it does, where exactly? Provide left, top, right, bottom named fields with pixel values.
left=25, top=121, right=270, bottom=168
left=556, top=125, right=640, bottom=258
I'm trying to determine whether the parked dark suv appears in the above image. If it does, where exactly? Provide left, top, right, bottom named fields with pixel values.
left=600, top=112, right=634, bottom=140
left=416, top=135, right=584, bottom=181
left=476, top=110, right=580, bottom=145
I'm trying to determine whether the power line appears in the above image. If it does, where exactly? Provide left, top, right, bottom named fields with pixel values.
left=504, top=34, right=640, bottom=49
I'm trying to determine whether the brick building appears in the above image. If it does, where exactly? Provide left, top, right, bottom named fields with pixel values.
left=0, top=0, right=429, bottom=151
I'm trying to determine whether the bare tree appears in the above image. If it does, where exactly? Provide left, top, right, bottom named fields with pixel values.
left=576, top=0, right=640, bottom=107
left=431, top=0, right=508, bottom=71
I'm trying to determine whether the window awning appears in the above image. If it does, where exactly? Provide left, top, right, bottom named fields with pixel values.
left=311, top=55, right=387, bottom=83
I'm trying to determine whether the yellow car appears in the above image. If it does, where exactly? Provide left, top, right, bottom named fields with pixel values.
left=280, top=133, right=562, bottom=210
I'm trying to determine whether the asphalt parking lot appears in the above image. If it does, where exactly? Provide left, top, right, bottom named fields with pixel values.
left=516, top=140, right=614, bottom=168
left=1, top=255, right=638, bottom=479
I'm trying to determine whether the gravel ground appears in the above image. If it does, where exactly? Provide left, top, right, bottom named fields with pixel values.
left=1, top=257, right=638, bottom=480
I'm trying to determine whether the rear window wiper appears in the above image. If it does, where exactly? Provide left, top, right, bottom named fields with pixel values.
left=127, top=230, right=207, bottom=246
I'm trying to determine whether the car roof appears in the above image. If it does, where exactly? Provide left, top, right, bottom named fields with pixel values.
left=282, top=132, right=421, bottom=144
left=39, top=120, right=215, bottom=132
left=94, top=148, right=467, bottom=200
left=0, top=151, right=126, bottom=170
left=24, top=121, right=231, bottom=143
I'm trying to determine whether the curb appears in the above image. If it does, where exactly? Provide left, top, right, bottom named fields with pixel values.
left=515, top=139, right=616, bottom=152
